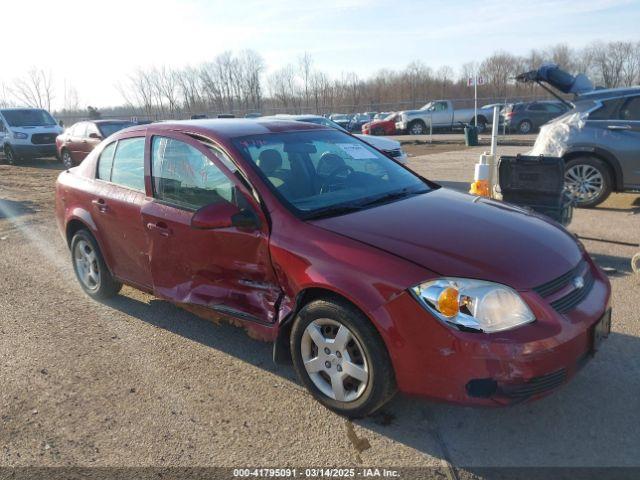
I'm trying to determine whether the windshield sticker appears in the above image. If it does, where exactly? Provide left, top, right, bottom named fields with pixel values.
left=336, top=143, right=377, bottom=160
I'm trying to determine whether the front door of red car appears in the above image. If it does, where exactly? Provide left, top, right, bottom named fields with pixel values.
left=92, top=135, right=153, bottom=289
left=141, top=133, right=281, bottom=324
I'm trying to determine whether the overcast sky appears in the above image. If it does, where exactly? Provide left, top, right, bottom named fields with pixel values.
left=2, top=0, right=639, bottom=109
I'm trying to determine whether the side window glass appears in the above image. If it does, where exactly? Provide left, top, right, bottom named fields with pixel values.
left=97, top=142, right=117, bottom=180
left=73, top=123, right=87, bottom=137
left=110, top=137, right=145, bottom=191
left=588, top=100, right=620, bottom=120
left=86, top=123, right=100, bottom=137
left=152, top=136, right=237, bottom=210
left=619, top=96, right=640, bottom=121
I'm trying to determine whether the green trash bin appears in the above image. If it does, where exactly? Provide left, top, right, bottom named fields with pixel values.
left=464, top=125, right=478, bottom=146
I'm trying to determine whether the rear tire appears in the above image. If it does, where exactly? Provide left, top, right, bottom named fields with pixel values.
left=71, top=229, right=122, bottom=300
left=564, top=157, right=612, bottom=208
left=408, top=120, right=426, bottom=135
left=290, top=297, right=396, bottom=418
left=518, top=120, right=533, bottom=134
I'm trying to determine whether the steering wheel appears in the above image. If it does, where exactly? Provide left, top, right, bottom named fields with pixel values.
left=321, top=165, right=355, bottom=193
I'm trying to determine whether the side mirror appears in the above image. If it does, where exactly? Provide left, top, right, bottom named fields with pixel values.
left=89, top=132, right=102, bottom=140
left=191, top=202, right=260, bottom=230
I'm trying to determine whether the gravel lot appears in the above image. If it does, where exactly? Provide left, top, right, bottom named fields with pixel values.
left=0, top=145, right=638, bottom=475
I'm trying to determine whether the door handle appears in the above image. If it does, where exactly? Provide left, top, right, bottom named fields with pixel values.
left=607, top=125, right=631, bottom=130
left=146, top=221, right=172, bottom=237
left=91, top=198, right=108, bottom=213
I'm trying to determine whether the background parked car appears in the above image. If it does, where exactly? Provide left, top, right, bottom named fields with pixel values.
left=531, top=88, right=640, bottom=207
left=396, top=100, right=495, bottom=134
left=269, top=114, right=408, bottom=163
left=348, top=113, right=373, bottom=133
left=329, top=114, right=353, bottom=130
left=374, top=112, right=393, bottom=120
left=362, top=113, right=399, bottom=136
left=56, top=120, right=134, bottom=168
left=502, top=101, right=570, bottom=134
left=0, top=108, right=63, bottom=165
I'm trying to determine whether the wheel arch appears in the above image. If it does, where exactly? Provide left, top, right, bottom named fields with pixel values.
left=66, top=215, right=117, bottom=278
left=563, top=147, right=623, bottom=191
left=273, top=286, right=386, bottom=365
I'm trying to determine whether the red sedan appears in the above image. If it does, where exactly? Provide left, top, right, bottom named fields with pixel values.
left=362, top=113, right=398, bottom=136
left=55, top=119, right=611, bottom=417
left=56, top=120, right=134, bottom=168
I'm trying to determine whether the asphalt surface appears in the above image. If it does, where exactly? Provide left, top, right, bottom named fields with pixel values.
left=0, top=147, right=638, bottom=475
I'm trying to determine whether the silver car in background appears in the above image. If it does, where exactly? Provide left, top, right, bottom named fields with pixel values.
left=531, top=87, right=640, bottom=207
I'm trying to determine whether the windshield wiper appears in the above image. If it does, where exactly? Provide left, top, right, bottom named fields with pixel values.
left=356, top=188, right=428, bottom=208
left=303, top=203, right=365, bottom=220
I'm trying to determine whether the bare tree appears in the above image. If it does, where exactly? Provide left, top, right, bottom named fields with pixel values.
left=10, top=68, right=55, bottom=110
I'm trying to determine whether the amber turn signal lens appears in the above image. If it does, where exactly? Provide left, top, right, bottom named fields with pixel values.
left=437, top=287, right=460, bottom=318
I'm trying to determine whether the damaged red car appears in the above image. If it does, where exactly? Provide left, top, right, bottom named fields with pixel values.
left=55, top=119, right=611, bottom=417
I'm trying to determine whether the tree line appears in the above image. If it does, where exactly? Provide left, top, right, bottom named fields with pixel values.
left=1, top=40, right=639, bottom=120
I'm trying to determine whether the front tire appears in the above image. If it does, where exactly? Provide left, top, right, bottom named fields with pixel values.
left=5, top=147, right=19, bottom=165
left=71, top=229, right=122, bottom=300
left=290, top=298, right=396, bottom=418
left=372, top=127, right=385, bottom=136
left=61, top=149, right=74, bottom=169
left=564, top=157, right=612, bottom=208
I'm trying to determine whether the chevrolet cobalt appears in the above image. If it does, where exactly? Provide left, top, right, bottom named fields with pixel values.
left=56, top=120, right=611, bottom=417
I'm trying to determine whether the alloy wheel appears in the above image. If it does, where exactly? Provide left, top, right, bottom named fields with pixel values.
left=565, top=164, right=604, bottom=204
left=409, top=122, right=425, bottom=135
left=62, top=151, right=73, bottom=169
left=519, top=121, right=532, bottom=134
left=73, top=239, right=101, bottom=291
left=300, top=318, right=369, bottom=402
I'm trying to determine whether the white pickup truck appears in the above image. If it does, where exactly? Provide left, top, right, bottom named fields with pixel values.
left=395, top=100, right=495, bottom=135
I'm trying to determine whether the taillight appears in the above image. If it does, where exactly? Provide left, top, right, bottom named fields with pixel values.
left=504, top=112, right=514, bottom=119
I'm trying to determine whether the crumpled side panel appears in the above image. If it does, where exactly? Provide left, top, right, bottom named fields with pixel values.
left=529, top=112, right=588, bottom=157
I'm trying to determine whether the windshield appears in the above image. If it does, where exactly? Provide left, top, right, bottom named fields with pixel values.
left=233, top=130, right=429, bottom=219
left=98, top=122, right=134, bottom=137
left=383, top=113, right=396, bottom=121
left=1, top=109, right=56, bottom=127
left=419, top=102, right=433, bottom=110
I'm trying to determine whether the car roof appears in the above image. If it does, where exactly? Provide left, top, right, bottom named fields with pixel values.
left=130, top=118, right=330, bottom=139
left=577, top=86, right=640, bottom=101
left=92, top=119, right=134, bottom=124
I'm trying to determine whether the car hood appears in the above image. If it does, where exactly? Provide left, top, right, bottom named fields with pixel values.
left=399, top=109, right=423, bottom=117
left=355, top=134, right=400, bottom=151
left=310, top=188, right=582, bottom=290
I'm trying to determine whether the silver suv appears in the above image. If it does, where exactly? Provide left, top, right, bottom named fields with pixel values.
left=518, top=65, right=640, bottom=208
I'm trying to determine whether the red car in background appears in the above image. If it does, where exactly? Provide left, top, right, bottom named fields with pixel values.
left=55, top=119, right=611, bottom=417
left=56, top=120, right=134, bottom=168
left=362, top=113, right=399, bottom=136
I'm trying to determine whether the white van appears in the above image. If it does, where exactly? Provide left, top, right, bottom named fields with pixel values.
left=0, top=108, right=63, bottom=165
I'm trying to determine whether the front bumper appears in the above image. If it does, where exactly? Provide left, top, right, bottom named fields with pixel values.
left=373, top=257, right=611, bottom=405
left=11, top=143, right=57, bottom=159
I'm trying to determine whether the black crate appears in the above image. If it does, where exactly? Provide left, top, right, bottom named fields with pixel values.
left=499, top=155, right=565, bottom=195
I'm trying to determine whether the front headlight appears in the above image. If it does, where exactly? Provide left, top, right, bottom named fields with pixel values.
left=12, top=131, right=28, bottom=139
left=411, top=278, right=535, bottom=333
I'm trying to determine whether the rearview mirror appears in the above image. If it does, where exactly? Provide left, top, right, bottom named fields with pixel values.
left=89, top=132, right=102, bottom=140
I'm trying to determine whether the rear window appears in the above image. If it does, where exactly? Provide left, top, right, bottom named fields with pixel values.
left=1, top=109, right=56, bottom=127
